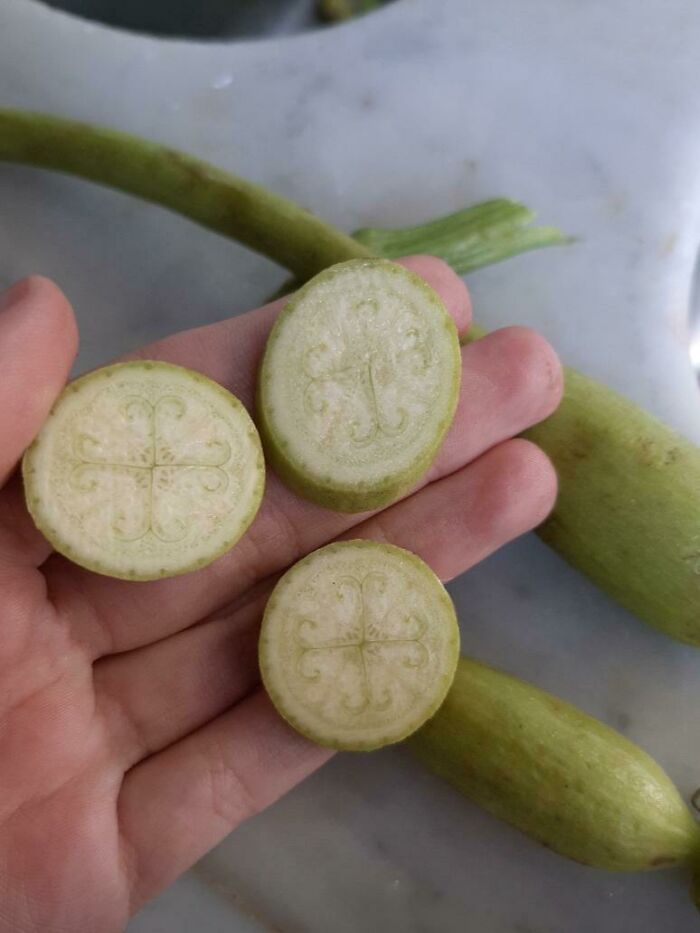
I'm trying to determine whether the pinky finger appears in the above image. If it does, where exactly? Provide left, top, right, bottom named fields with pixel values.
left=118, top=690, right=331, bottom=910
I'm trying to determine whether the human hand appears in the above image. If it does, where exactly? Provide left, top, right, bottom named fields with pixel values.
left=0, top=258, right=562, bottom=932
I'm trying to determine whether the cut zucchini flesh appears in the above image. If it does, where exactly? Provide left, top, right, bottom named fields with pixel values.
left=259, top=540, right=460, bottom=751
left=257, top=259, right=461, bottom=512
left=23, top=361, right=264, bottom=581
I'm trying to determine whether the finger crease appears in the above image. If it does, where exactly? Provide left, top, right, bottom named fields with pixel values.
left=95, top=678, right=152, bottom=767
left=207, top=740, right=259, bottom=830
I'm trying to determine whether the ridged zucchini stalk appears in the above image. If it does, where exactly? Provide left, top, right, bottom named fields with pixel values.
left=1, top=110, right=698, bottom=643
left=407, top=657, right=700, bottom=898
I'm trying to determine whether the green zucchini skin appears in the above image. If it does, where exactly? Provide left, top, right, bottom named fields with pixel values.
left=526, top=368, right=700, bottom=646
left=408, top=657, right=700, bottom=874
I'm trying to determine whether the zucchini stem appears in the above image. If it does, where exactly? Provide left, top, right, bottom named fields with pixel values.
left=354, top=199, right=572, bottom=275
left=0, top=110, right=567, bottom=283
left=0, top=109, right=370, bottom=281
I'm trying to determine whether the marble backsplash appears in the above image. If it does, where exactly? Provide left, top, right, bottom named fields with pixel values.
left=1, top=1, right=700, bottom=930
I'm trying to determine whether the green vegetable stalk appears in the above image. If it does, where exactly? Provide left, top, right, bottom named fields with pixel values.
left=271, top=199, right=569, bottom=300
left=0, top=111, right=563, bottom=283
left=0, top=110, right=370, bottom=281
left=407, top=657, right=700, bottom=896
left=354, top=199, right=571, bottom=275
left=1, top=110, right=699, bottom=644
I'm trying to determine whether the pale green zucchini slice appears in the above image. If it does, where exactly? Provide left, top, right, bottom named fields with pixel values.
left=257, top=259, right=461, bottom=512
left=259, top=540, right=460, bottom=751
left=22, top=361, right=264, bottom=581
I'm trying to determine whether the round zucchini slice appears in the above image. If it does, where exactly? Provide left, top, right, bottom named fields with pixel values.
left=259, top=540, right=460, bottom=751
left=23, top=361, right=264, bottom=580
left=257, top=259, right=461, bottom=512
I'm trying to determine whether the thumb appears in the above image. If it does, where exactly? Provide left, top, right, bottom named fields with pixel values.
left=0, top=276, right=78, bottom=486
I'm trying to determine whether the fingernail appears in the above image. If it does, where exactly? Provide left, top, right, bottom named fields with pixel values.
left=0, top=279, right=30, bottom=314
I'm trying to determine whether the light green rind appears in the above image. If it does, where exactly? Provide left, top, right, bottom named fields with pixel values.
left=525, top=369, right=700, bottom=646
left=461, top=326, right=700, bottom=647
left=407, top=657, right=700, bottom=872
left=260, top=540, right=460, bottom=751
left=257, top=259, right=461, bottom=513
left=23, top=361, right=265, bottom=581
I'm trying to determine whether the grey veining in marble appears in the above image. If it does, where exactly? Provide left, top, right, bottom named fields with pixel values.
left=2, top=0, right=700, bottom=930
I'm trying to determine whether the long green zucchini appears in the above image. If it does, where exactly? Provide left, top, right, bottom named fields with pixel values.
left=526, top=370, right=700, bottom=646
left=407, top=657, right=700, bottom=898
left=1, top=110, right=699, bottom=643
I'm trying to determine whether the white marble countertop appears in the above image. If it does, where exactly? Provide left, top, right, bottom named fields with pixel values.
left=2, top=0, right=700, bottom=930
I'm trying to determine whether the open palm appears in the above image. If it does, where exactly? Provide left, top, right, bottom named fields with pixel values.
left=0, top=258, right=561, bottom=933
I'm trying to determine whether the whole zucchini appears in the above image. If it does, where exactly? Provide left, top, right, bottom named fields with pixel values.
left=407, top=657, right=700, bottom=897
left=527, top=368, right=700, bottom=646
